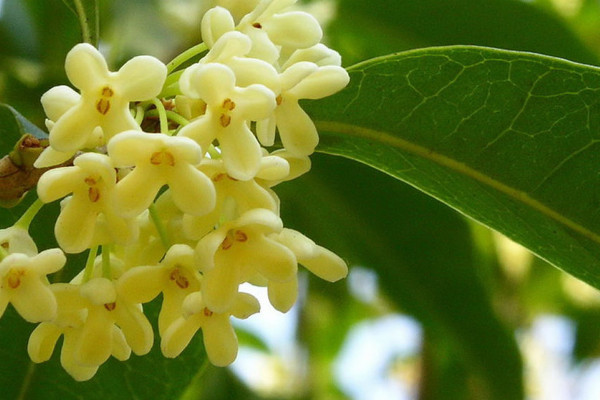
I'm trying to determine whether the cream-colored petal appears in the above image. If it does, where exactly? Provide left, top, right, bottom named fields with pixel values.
left=234, top=84, right=276, bottom=121
left=107, top=131, right=158, bottom=166
left=161, top=315, right=202, bottom=358
left=219, top=124, right=262, bottom=180
left=272, top=228, right=317, bottom=259
left=111, top=325, right=132, bottom=361
left=301, top=247, right=348, bottom=282
left=99, top=107, right=141, bottom=141
left=245, top=237, right=297, bottom=282
left=65, top=43, right=109, bottom=91
left=168, top=165, right=216, bottom=216
left=226, top=57, right=279, bottom=90
left=54, top=197, right=98, bottom=254
left=267, top=278, right=297, bottom=312
left=115, top=303, right=153, bottom=356
left=49, top=104, right=99, bottom=153
left=76, top=309, right=113, bottom=366
left=195, top=228, right=229, bottom=270
left=176, top=116, right=216, bottom=150
left=113, top=168, right=165, bottom=218
left=255, top=155, right=290, bottom=181
left=202, top=264, right=241, bottom=313
left=33, top=147, right=75, bottom=169
left=80, top=278, right=117, bottom=305
left=275, top=99, right=318, bottom=155
left=41, top=85, right=80, bottom=121
left=283, top=43, right=342, bottom=68
left=264, top=11, right=322, bottom=48
left=203, top=315, right=238, bottom=366
left=235, top=208, right=282, bottom=232
left=116, top=55, right=167, bottom=100
left=184, top=63, right=236, bottom=105
left=117, top=266, right=167, bottom=304
left=202, top=6, right=235, bottom=47
left=28, top=322, right=62, bottom=363
left=37, top=167, right=84, bottom=203
left=231, top=292, right=260, bottom=318
left=201, top=31, right=252, bottom=64
left=256, top=116, right=276, bottom=146
left=290, top=66, right=349, bottom=99
left=0, top=227, right=37, bottom=256
left=61, top=329, right=100, bottom=381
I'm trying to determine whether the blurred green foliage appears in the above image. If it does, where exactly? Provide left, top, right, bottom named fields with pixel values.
left=3, top=0, right=600, bottom=399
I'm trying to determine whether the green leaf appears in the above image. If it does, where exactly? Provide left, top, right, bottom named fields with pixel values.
left=60, top=0, right=99, bottom=46
left=306, top=46, right=600, bottom=291
left=330, top=0, right=599, bottom=66
left=0, top=103, right=47, bottom=142
left=277, top=154, right=523, bottom=400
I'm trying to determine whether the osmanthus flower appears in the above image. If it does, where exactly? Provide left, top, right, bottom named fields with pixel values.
left=182, top=157, right=283, bottom=240
left=28, top=283, right=131, bottom=381
left=46, top=43, right=167, bottom=154
left=107, top=131, right=216, bottom=217
left=0, top=226, right=38, bottom=256
left=202, top=0, right=322, bottom=64
left=34, top=85, right=101, bottom=168
left=0, top=249, right=65, bottom=322
left=195, top=208, right=296, bottom=313
left=266, top=228, right=348, bottom=312
left=37, top=153, right=137, bottom=254
left=74, top=277, right=153, bottom=368
left=178, top=63, right=276, bottom=180
left=256, top=60, right=349, bottom=156
left=193, top=31, right=279, bottom=90
left=117, top=244, right=202, bottom=335
left=161, top=290, right=260, bottom=366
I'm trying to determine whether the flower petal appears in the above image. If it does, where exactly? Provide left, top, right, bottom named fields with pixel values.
left=116, top=55, right=167, bottom=100
left=65, top=43, right=109, bottom=91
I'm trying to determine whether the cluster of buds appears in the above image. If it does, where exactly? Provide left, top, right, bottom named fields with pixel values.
left=0, top=0, right=349, bottom=381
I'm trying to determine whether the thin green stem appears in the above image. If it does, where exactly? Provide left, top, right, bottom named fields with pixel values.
left=149, top=203, right=170, bottom=250
left=146, top=110, right=190, bottom=127
left=166, top=43, right=208, bottom=74
left=164, top=70, right=185, bottom=89
left=82, top=246, right=99, bottom=282
left=135, top=104, right=146, bottom=125
left=101, top=245, right=111, bottom=278
left=152, top=98, right=170, bottom=135
left=14, top=198, right=44, bottom=230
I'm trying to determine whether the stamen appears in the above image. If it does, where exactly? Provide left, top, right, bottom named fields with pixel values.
left=220, top=114, right=232, bottom=127
left=276, top=95, right=283, bottom=106
left=96, top=99, right=110, bottom=115
left=150, top=151, right=176, bottom=166
left=6, top=269, right=24, bottom=289
left=169, top=268, right=190, bottom=289
left=203, top=307, right=213, bottom=317
left=88, top=187, right=101, bottom=202
left=104, top=302, right=116, bottom=311
left=234, top=230, right=247, bottom=242
left=252, top=22, right=262, bottom=29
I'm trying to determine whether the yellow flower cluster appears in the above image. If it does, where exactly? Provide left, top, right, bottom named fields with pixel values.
left=0, top=0, right=349, bottom=380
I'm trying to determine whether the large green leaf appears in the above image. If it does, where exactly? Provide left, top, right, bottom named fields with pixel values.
left=277, top=154, right=523, bottom=400
left=330, top=0, right=599, bottom=66
left=306, top=46, right=600, bottom=290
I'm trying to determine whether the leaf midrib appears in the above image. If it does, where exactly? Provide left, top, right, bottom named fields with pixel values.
left=316, top=120, right=600, bottom=245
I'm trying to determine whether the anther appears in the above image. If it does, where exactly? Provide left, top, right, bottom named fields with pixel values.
left=104, top=302, right=116, bottom=311
left=6, top=269, right=24, bottom=289
left=169, top=268, right=190, bottom=289
left=96, top=99, right=110, bottom=115
left=276, top=95, right=283, bottom=106
left=88, top=187, right=101, bottom=202
left=203, top=307, right=213, bottom=317
left=150, top=151, right=175, bottom=166
left=252, top=22, right=262, bottom=29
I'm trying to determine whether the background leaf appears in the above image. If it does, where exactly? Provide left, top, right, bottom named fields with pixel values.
left=277, top=154, right=523, bottom=400
left=306, top=45, right=600, bottom=292
left=329, top=0, right=599, bottom=66
left=60, top=0, right=99, bottom=46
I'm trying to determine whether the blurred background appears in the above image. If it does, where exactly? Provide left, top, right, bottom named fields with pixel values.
left=3, top=0, right=600, bottom=399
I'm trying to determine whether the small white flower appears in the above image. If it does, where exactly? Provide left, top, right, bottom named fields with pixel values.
left=182, top=158, right=280, bottom=240
left=117, top=244, right=201, bottom=335
left=0, top=226, right=37, bottom=256
left=37, top=153, right=137, bottom=253
left=47, top=43, right=167, bottom=153
left=0, top=249, right=65, bottom=322
left=257, top=61, right=349, bottom=155
left=195, top=208, right=296, bottom=313
left=108, top=131, right=216, bottom=217
left=161, top=290, right=259, bottom=366
left=178, top=63, right=276, bottom=180
left=75, top=277, right=153, bottom=367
